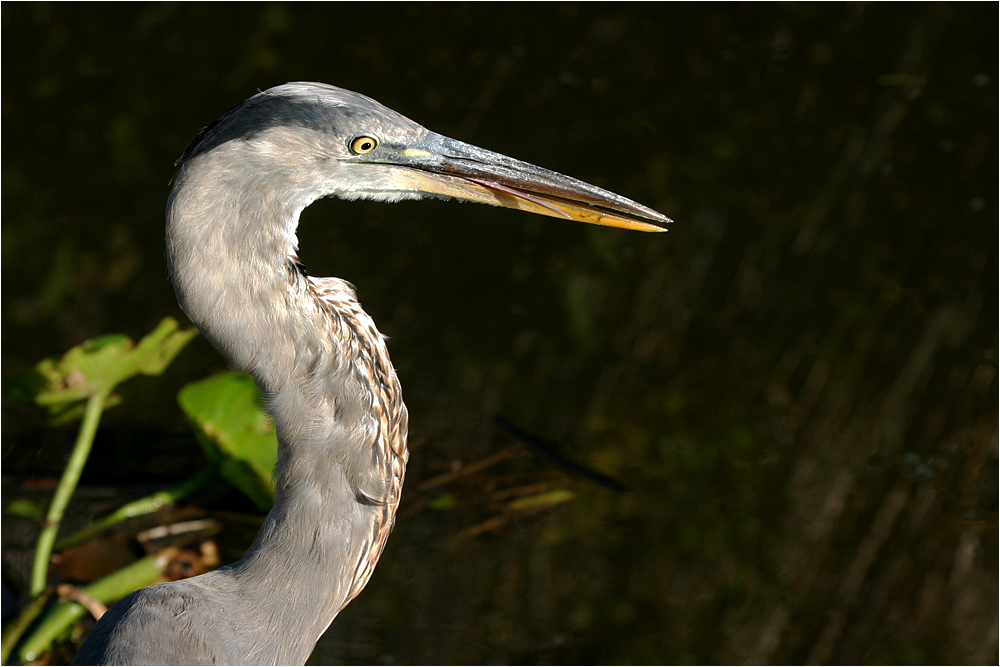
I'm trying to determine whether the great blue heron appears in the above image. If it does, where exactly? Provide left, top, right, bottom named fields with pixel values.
left=72, top=82, right=669, bottom=665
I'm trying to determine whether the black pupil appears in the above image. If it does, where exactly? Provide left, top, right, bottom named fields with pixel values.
left=359, top=140, right=372, bottom=151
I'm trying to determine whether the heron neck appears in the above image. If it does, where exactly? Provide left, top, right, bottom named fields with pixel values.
left=218, top=471, right=376, bottom=663
left=164, top=153, right=407, bottom=662
left=167, top=154, right=406, bottom=662
left=167, top=147, right=316, bottom=380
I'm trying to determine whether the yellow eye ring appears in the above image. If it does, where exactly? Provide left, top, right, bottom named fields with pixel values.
left=350, top=136, right=378, bottom=154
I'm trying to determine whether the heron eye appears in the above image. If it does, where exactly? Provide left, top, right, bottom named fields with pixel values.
left=351, top=136, right=378, bottom=154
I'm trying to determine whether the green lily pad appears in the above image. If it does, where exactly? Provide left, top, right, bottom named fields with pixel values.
left=10, top=317, right=197, bottom=423
left=177, top=372, right=277, bottom=511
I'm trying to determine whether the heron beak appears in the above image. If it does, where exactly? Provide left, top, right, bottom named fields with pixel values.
left=384, top=135, right=670, bottom=232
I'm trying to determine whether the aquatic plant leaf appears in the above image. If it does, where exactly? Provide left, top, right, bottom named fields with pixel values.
left=10, top=317, right=197, bottom=421
left=177, top=372, right=277, bottom=511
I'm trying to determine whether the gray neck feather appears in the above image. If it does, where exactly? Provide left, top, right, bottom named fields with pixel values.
left=165, top=142, right=390, bottom=663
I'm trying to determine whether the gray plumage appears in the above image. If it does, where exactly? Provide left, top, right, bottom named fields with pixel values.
left=72, top=82, right=668, bottom=666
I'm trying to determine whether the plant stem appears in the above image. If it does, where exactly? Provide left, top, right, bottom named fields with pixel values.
left=30, top=392, right=107, bottom=597
left=54, top=469, right=216, bottom=551
left=17, top=551, right=173, bottom=664
left=0, top=590, right=50, bottom=665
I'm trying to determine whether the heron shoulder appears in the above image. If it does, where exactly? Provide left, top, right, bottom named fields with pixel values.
left=73, top=578, right=242, bottom=665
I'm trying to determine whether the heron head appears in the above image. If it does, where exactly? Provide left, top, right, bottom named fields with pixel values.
left=176, top=82, right=669, bottom=232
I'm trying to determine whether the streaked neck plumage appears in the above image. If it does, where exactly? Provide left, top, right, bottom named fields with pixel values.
left=165, top=138, right=408, bottom=663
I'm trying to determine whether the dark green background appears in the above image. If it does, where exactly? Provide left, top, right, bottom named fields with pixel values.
left=2, top=3, right=996, bottom=664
